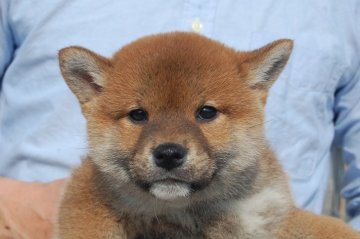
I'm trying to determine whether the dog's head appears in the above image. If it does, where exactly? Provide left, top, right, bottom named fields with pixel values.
left=59, top=32, right=292, bottom=205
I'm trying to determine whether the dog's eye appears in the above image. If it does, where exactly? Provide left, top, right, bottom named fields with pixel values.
left=196, top=106, right=218, bottom=121
left=128, top=109, right=148, bottom=123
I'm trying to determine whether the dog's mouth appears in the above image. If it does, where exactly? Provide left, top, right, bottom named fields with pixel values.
left=136, top=178, right=209, bottom=201
left=153, top=178, right=186, bottom=185
left=150, top=179, right=190, bottom=200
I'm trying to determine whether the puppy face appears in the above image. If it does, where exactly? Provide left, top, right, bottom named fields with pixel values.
left=59, top=33, right=292, bottom=205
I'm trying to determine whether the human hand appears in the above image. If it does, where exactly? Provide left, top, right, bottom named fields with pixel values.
left=0, top=178, right=66, bottom=239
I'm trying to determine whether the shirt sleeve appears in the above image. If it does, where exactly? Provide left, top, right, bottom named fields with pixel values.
left=334, top=66, right=360, bottom=228
left=0, top=0, right=14, bottom=89
left=333, top=0, right=360, bottom=229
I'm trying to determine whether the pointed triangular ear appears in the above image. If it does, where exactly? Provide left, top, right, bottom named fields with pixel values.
left=240, top=39, right=293, bottom=101
left=59, top=47, right=111, bottom=104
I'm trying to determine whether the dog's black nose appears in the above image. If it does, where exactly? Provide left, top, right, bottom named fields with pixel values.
left=153, top=143, right=187, bottom=170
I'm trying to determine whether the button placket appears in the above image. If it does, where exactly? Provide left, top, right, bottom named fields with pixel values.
left=191, top=18, right=203, bottom=33
left=181, top=0, right=218, bottom=36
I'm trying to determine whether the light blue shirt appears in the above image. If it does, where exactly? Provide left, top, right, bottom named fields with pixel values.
left=1, top=0, right=360, bottom=229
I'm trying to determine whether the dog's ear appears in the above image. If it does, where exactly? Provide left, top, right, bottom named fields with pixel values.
left=239, top=39, right=293, bottom=103
left=59, top=47, right=111, bottom=104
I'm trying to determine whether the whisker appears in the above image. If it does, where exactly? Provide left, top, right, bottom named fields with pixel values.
left=246, top=119, right=275, bottom=129
left=154, top=197, right=160, bottom=224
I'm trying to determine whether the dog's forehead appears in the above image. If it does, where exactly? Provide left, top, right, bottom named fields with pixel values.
left=104, top=33, right=246, bottom=109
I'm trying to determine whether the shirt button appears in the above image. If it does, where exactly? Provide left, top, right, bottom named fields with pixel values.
left=191, top=18, right=203, bottom=33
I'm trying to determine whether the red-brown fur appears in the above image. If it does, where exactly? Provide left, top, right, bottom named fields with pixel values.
left=56, top=32, right=359, bottom=239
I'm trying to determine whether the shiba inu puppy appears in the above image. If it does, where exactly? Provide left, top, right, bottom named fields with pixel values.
left=57, top=32, right=359, bottom=239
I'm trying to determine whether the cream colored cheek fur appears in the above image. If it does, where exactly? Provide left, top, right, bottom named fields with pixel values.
left=90, top=130, right=131, bottom=183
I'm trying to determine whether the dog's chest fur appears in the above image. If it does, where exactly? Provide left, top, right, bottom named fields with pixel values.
left=117, top=186, right=290, bottom=239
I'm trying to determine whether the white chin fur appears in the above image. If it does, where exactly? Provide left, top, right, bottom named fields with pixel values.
left=150, top=182, right=190, bottom=200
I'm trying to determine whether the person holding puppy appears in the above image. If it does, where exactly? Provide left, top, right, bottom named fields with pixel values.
left=1, top=0, right=359, bottom=238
